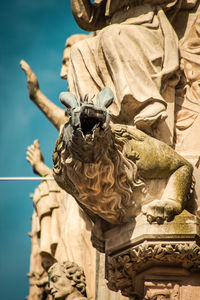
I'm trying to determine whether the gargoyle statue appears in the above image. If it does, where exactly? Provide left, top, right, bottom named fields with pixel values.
left=53, top=87, right=193, bottom=252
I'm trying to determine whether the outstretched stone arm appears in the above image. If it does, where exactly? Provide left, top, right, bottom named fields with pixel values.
left=26, top=139, right=52, bottom=177
left=20, top=60, right=67, bottom=131
left=71, top=0, right=106, bottom=31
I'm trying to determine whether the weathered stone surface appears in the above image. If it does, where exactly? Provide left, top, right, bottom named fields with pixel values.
left=175, top=3, right=200, bottom=166
left=53, top=93, right=193, bottom=253
left=105, top=210, right=200, bottom=254
left=105, top=211, right=200, bottom=298
left=143, top=274, right=200, bottom=300
left=96, top=253, right=128, bottom=300
left=26, top=140, right=96, bottom=299
left=23, top=32, right=128, bottom=299
left=48, top=261, right=87, bottom=299
left=69, top=0, right=182, bottom=137
left=23, top=1, right=200, bottom=299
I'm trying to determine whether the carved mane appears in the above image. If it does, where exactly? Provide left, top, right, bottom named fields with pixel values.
left=53, top=124, right=145, bottom=224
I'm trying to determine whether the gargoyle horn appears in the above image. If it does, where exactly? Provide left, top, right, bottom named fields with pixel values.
left=59, top=92, right=79, bottom=110
left=96, top=87, right=114, bottom=108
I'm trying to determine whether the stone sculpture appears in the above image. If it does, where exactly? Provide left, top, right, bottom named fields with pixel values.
left=26, top=139, right=96, bottom=299
left=143, top=281, right=179, bottom=300
left=20, top=34, right=94, bottom=130
left=26, top=139, right=52, bottom=177
left=175, top=4, right=200, bottom=166
left=105, top=210, right=200, bottom=298
left=60, top=33, right=94, bottom=81
left=53, top=88, right=193, bottom=251
left=22, top=34, right=127, bottom=300
left=26, top=140, right=62, bottom=300
left=26, top=140, right=62, bottom=265
left=20, top=59, right=67, bottom=131
left=48, top=261, right=88, bottom=299
left=21, top=36, right=97, bottom=299
left=68, top=0, right=183, bottom=134
left=27, top=210, right=51, bottom=300
left=22, top=0, right=200, bottom=298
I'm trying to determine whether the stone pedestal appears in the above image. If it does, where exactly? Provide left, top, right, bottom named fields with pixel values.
left=105, top=210, right=200, bottom=299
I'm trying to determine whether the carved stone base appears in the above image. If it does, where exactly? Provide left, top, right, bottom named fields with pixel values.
left=105, top=211, right=200, bottom=299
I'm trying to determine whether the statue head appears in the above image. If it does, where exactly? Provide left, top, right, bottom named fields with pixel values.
left=60, top=34, right=90, bottom=80
left=48, top=261, right=87, bottom=299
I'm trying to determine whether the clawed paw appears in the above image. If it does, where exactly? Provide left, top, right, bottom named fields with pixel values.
left=142, top=199, right=182, bottom=224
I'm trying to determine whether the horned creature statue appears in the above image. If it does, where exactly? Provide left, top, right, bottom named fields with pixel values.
left=53, top=87, right=193, bottom=252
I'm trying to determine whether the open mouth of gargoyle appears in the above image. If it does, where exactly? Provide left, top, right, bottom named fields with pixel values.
left=79, top=105, right=107, bottom=137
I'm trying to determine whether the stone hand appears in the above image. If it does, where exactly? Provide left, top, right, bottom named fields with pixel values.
left=20, top=59, right=40, bottom=100
left=142, top=199, right=182, bottom=224
left=26, top=139, right=44, bottom=170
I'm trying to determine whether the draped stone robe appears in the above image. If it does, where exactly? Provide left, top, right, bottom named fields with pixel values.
left=68, top=0, right=180, bottom=124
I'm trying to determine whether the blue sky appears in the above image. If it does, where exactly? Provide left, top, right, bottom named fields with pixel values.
left=0, top=1, right=87, bottom=299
